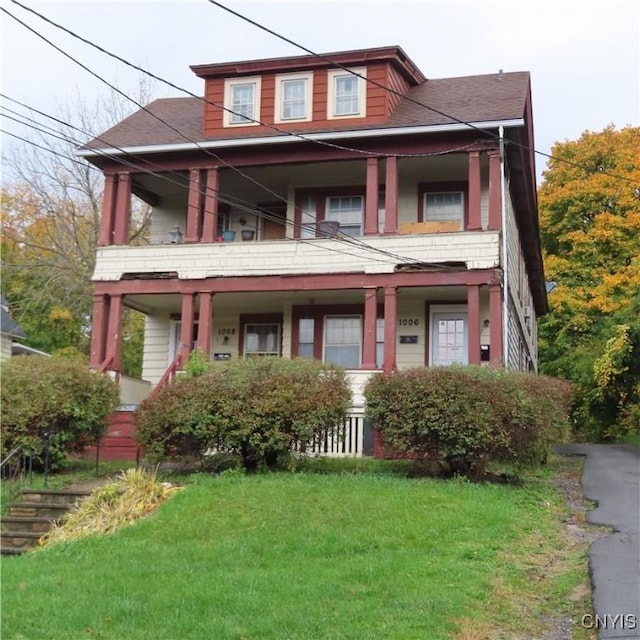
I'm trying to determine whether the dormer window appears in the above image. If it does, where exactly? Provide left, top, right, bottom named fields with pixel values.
left=327, top=67, right=367, bottom=119
left=223, top=76, right=261, bottom=127
left=275, top=72, right=313, bottom=123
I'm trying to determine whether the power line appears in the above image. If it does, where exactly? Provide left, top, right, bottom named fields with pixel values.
left=5, top=1, right=484, bottom=162
left=2, top=10, right=447, bottom=268
left=2, top=102, right=413, bottom=267
left=207, top=0, right=640, bottom=187
left=1, top=95, right=425, bottom=268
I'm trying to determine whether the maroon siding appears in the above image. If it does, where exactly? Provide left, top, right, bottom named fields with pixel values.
left=85, top=411, right=140, bottom=462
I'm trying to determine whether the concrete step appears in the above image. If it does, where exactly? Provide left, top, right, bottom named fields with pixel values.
left=20, top=489, right=91, bottom=507
left=0, top=530, right=44, bottom=553
left=1, top=488, right=91, bottom=555
left=1, top=516, right=55, bottom=534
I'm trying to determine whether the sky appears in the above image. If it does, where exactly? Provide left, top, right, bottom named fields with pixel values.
left=1, top=0, right=639, bottom=183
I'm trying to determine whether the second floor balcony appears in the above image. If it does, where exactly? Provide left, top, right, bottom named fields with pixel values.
left=96, top=151, right=504, bottom=279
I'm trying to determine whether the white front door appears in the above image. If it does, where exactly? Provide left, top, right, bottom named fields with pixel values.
left=431, top=311, right=468, bottom=366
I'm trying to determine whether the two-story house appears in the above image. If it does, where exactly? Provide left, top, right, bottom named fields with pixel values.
left=79, top=46, right=546, bottom=459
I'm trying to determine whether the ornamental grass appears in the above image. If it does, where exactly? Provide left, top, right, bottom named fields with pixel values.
left=40, top=467, right=181, bottom=547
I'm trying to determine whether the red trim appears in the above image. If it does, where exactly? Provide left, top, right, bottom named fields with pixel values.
left=239, top=313, right=284, bottom=357
left=99, top=174, right=116, bottom=246
left=467, top=285, right=481, bottom=365
left=179, top=293, right=196, bottom=362
left=488, top=150, right=502, bottom=231
left=113, top=173, right=131, bottom=245
left=384, top=156, right=398, bottom=234
left=417, top=181, right=469, bottom=228
left=186, top=168, right=203, bottom=243
left=202, top=167, right=220, bottom=243
left=489, top=283, right=503, bottom=366
left=467, top=151, right=482, bottom=230
left=383, top=286, right=397, bottom=373
left=365, top=158, right=379, bottom=235
left=362, top=288, right=378, bottom=369
left=198, top=292, right=214, bottom=356
left=90, top=295, right=108, bottom=368
left=95, top=269, right=502, bottom=297
left=106, top=294, right=123, bottom=371
left=191, top=46, right=425, bottom=85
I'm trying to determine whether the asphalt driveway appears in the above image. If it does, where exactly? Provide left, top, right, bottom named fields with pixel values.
left=557, top=444, right=640, bottom=639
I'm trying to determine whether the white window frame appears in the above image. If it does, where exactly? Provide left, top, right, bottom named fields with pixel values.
left=223, top=76, right=261, bottom=127
left=429, top=305, right=468, bottom=366
left=424, top=191, right=465, bottom=228
left=325, top=195, right=364, bottom=236
left=274, top=72, right=313, bottom=123
left=323, top=314, right=362, bottom=369
left=327, top=67, right=367, bottom=119
left=243, top=323, right=281, bottom=357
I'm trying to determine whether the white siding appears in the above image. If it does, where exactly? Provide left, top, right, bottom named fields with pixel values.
left=504, top=181, right=537, bottom=371
left=141, top=316, right=170, bottom=384
left=0, top=335, right=12, bottom=362
left=396, top=298, right=426, bottom=369
left=94, top=232, right=500, bottom=281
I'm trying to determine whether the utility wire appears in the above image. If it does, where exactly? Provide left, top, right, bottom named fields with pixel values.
left=2, top=104, right=408, bottom=267
left=1, top=10, right=445, bottom=268
left=6, top=0, right=485, bottom=161
left=1, top=95, right=424, bottom=267
left=207, top=0, right=640, bottom=187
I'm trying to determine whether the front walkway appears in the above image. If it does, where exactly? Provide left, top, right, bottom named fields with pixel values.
left=556, top=444, right=640, bottom=639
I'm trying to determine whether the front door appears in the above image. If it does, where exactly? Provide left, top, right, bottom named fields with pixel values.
left=431, top=311, right=468, bottom=366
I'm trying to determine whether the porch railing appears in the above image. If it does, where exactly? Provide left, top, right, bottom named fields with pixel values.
left=302, top=411, right=367, bottom=458
left=155, top=353, right=184, bottom=390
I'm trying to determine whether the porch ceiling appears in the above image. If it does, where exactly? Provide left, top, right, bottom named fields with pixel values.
left=124, top=285, right=469, bottom=316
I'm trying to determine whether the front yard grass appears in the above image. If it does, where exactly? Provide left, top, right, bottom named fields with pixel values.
left=1, top=457, right=592, bottom=640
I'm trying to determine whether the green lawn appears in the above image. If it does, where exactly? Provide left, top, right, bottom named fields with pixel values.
left=1, top=463, right=588, bottom=640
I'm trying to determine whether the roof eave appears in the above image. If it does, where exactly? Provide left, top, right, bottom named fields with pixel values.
left=77, top=118, right=525, bottom=159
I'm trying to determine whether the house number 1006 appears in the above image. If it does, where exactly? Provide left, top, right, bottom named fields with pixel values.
left=398, top=319, right=420, bottom=326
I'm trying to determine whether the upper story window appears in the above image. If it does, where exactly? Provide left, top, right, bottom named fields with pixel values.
left=325, top=196, right=363, bottom=236
left=419, top=182, right=469, bottom=231
left=327, top=67, right=367, bottom=119
left=223, top=76, right=261, bottom=127
left=275, top=72, right=313, bottom=123
left=425, top=192, right=464, bottom=223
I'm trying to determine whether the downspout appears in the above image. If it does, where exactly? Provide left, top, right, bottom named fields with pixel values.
left=499, top=126, right=509, bottom=369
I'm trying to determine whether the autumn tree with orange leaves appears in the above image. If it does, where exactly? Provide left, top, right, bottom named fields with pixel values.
left=538, top=125, right=640, bottom=440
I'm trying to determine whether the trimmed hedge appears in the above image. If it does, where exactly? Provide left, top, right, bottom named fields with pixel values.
left=364, top=366, right=572, bottom=477
left=135, top=357, right=351, bottom=471
left=0, top=356, right=120, bottom=466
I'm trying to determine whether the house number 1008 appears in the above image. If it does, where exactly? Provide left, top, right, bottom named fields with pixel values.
left=398, top=319, right=420, bottom=326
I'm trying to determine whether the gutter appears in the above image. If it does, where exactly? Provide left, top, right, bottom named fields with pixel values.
left=77, top=118, right=525, bottom=159
left=499, top=125, right=509, bottom=370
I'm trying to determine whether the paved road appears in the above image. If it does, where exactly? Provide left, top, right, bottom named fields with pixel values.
left=557, top=444, right=640, bottom=639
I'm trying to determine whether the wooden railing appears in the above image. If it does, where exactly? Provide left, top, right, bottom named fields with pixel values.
left=155, top=353, right=184, bottom=390
left=303, top=412, right=366, bottom=458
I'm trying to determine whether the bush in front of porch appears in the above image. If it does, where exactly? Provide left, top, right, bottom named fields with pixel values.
left=364, top=366, right=573, bottom=478
left=0, top=355, right=120, bottom=470
left=134, top=357, right=351, bottom=471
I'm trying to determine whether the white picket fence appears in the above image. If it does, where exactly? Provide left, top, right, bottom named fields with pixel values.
left=302, top=411, right=366, bottom=458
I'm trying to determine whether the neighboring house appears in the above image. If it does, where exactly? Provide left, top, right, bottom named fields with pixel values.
left=79, top=46, right=546, bottom=457
left=0, top=296, right=27, bottom=362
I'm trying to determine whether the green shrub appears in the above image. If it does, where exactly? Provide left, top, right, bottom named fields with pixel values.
left=364, top=366, right=572, bottom=477
left=0, top=356, right=120, bottom=468
left=135, top=357, right=351, bottom=471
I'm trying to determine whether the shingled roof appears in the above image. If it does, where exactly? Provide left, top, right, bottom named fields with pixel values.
left=82, top=71, right=530, bottom=153
left=0, top=296, right=26, bottom=339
